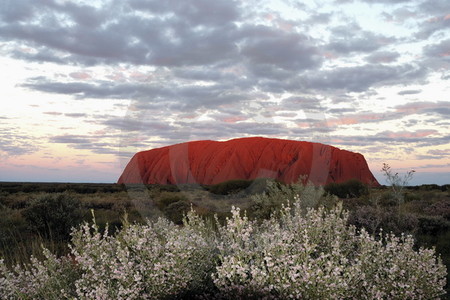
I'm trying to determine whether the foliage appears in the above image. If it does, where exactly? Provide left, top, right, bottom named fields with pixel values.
left=381, top=163, right=415, bottom=205
left=324, top=179, right=369, bottom=199
left=213, top=197, right=446, bottom=299
left=22, top=193, right=82, bottom=241
left=208, top=179, right=254, bottom=195
left=156, top=191, right=188, bottom=209
left=417, top=215, right=450, bottom=236
left=1, top=188, right=447, bottom=299
left=163, top=200, right=192, bottom=225
left=249, top=180, right=336, bottom=220
left=348, top=206, right=418, bottom=236
left=0, top=248, right=80, bottom=299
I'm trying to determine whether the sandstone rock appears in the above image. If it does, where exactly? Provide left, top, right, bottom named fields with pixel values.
left=118, top=137, right=379, bottom=186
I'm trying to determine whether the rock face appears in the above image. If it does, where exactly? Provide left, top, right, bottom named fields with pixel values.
left=118, top=137, right=379, bottom=186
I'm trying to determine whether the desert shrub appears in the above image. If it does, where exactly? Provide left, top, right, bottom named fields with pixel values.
left=69, top=212, right=217, bottom=299
left=208, top=179, right=253, bottom=195
left=378, top=191, right=399, bottom=207
left=419, top=184, right=441, bottom=191
left=249, top=181, right=337, bottom=220
left=0, top=248, right=81, bottom=299
left=22, top=193, right=82, bottom=241
left=380, top=163, right=415, bottom=201
left=82, top=196, right=114, bottom=210
left=146, top=184, right=180, bottom=193
left=341, top=196, right=371, bottom=211
left=424, top=200, right=450, bottom=220
left=156, top=191, right=187, bottom=209
left=214, top=201, right=446, bottom=299
left=0, top=209, right=28, bottom=250
left=417, top=215, right=450, bottom=235
left=163, top=200, right=191, bottom=224
left=348, top=206, right=418, bottom=236
left=324, top=179, right=369, bottom=198
left=403, top=191, right=421, bottom=202
left=244, top=177, right=275, bottom=195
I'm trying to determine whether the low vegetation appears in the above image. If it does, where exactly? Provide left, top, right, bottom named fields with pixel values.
left=0, top=176, right=449, bottom=298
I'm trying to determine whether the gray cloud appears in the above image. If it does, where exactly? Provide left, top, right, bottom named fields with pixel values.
left=43, top=111, right=63, bottom=116
left=327, top=24, right=395, bottom=55
left=365, top=51, right=400, bottom=64
left=0, top=0, right=242, bottom=67
left=398, top=89, right=422, bottom=95
left=424, top=39, right=450, bottom=58
left=49, top=135, right=92, bottom=144
left=302, top=63, right=427, bottom=92
left=0, top=126, right=39, bottom=156
left=240, top=26, right=322, bottom=73
left=65, top=113, right=87, bottom=118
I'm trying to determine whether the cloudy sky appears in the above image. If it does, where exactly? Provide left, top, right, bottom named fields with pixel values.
left=0, top=0, right=449, bottom=185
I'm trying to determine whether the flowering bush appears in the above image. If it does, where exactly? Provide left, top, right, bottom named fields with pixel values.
left=0, top=188, right=447, bottom=299
left=213, top=196, right=447, bottom=299
left=0, top=248, right=80, bottom=299
left=70, top=211, right=217, bottom=299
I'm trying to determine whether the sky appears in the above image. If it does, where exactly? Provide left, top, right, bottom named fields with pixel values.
left=0, top=0, right=449, bottom=185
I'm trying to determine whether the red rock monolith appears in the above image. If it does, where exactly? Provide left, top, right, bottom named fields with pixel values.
left=118, top=137, right=379, bottom=186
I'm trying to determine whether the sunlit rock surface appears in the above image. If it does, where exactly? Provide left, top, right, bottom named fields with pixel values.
left=118, top=137, right=379, bottom=186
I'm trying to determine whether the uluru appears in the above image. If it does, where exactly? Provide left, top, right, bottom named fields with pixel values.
left=118, top=137, right=379, bottom=186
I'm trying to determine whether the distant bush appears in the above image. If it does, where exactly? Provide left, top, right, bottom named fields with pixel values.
left=249, top=180, right=337, bottom=220
left=163, top=201, right=191, bottom=225
left=208, top=179, right=253, bottom=195
left=348, top=206, right=418, bottom=236
left=417, top=215, right=450, bottom=235
left=424, top=200, right=450, bottom=220
left=403, top=191, right=421, bottom=202
left=324, top=179, right=369, bottom=198
left=245, top=177, right=278, bottom=195
left=22, top=193, right=82, bottom=241
left=156, top=192, right=187, bottom=209
left=418, top=184, right=441, bottom=191
left=146, top=184, right=180, bottom=193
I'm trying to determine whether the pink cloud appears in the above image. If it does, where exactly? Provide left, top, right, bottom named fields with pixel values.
left=323, top=52, right=338, bottom=59
left=427, top=16, right=440, bottom=23
left=129, top=71, right=151, bottom=82
left=222, top=116, right=247, bottom=123
left=395, top=101, right=441, bottom=113
left=384, top=129, right=437, bottom=139
left=319, top=113, right=386, bottom=127
left=106, top=72, right=126, bottom=82
left=444, top=14, right=450, bottom=20
left=70, top=72, right=91, bottom=80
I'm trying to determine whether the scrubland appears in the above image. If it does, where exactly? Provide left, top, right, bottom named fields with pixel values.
left=0, top=179, right=448, bottom=299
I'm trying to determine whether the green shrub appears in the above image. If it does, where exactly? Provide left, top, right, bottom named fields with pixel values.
left=156, top=192, right=187, bottom=209
left=163, top=201, right=191, bottom=224
left=324, top=179, right=369, bottom=198
left=403, top=191, right=421, bottom=202
left=22, top=193, right=82, bottom=241
left=378, top=191, right=399, bottom=207
left=208, top=179, right=253, bottom=195
left=245, top=177, right=278, bottom=195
